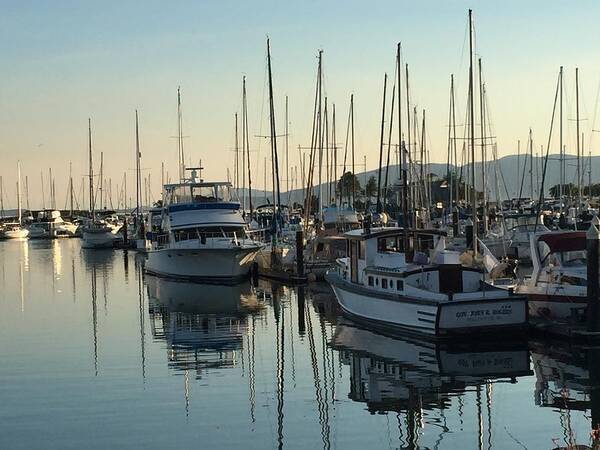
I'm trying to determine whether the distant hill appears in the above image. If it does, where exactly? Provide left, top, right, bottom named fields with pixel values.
left=241, top=153, right=597, bottom=206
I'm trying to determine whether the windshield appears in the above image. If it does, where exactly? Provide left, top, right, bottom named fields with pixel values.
left=166, top=184, right=232, bottom=205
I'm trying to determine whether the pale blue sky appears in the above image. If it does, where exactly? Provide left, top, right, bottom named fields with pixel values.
left=1, top=0, right=599, bottom=208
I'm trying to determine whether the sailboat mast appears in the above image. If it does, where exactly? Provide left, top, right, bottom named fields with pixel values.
left=177, top=87, right=185, bottom=182
left=235, top=113, right=239, bottom=200
left=468, top=9, right=478, bottom=251
left=69, top=161, right=74, bottom=216
left=559, top=66, right=564, bottom=213
left=135, top=110, right=142, bottom=220
left=25, top=175, right=30, bottom=212
left=17, top=162, right=22, bottom=224
left=88, top=118, right=95, bottom=218
left=478, top=58, right=487, bottom=233
left=99, top=152, right=104, bottom=210
left=285, top=95, right=289, bottom=197
left=447, top=75, right=454, bottom=213
left=576, top=67, right=581, bottom=213
left=243, top=77, right=253, bottom=217
left=405, top=63, right=412, bottom=225
left=376, top=73, right=387, bottom=214
left=350, top=94, right=355, bottom=206
left=266, top=38, right=281, bottom=217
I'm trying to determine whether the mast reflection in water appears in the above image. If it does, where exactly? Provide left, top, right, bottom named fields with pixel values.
left=5, top=239, right=600, bottom=449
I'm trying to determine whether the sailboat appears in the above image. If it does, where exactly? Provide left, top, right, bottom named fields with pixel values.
left=81, top=119, right=116, bottom=249
left=1, top=162, right=29, bottom=239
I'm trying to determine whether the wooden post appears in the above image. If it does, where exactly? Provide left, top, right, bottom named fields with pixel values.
left=587, top=219, right=600, bottom=332
left=122, top=217, right=128, bottom=246
left=295, top=230, right=304, bottom=277
left=465, top=218, right=474, bottom=250
left=452, top=207, right=459, bottom=237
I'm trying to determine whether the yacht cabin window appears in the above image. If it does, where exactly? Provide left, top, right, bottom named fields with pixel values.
left=166, top=184, right=232, bottom=205
left=377, top=236, right=405, bottom=253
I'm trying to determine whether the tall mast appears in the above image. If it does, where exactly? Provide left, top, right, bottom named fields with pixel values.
left=243, top=77, right=253, bottom=217
left=266, top=38, right=281, bottom=219
left=576, top=67, right=581, bottom=213
left=25, top=175, right=30, bottom=212
left=376, top=73, right=387, bottom=214
left=49, top=168, right=53, bottom=209
left=529, top=129, right=534, bottom=200
left=332, top=104, right=337, bottom=206
left=17, top=162, right=22, bottom=224
left=559, top=66, right=564, bottom=212
left=398, top=43, right=408, bottom=231
left=41, top=171, right=45, bottom=210
left=69, top=161, right=74, bottom=216
left=447, top=75, right=455, bottom=212
left=88, top=118, right=95, bottom=218
left=0, top=177, right=3, bottom=218
left=135, top=110, right=142, bottom=219
left=285, top=95, right=289, bottom=197
left=383, top=74, right=396, bottom=212
left=468, top=9, right=478, bottom=251
left=177, top=86, right=185, bottom=182
left=405, top=63, right=412, bottom=222
left=350, top=94, right=355, bottom=206
left=235, top=113, right=239, bottom=199
left=99, top=152, right=104, bottom=210
left=478, top=58, right=487, bottom=233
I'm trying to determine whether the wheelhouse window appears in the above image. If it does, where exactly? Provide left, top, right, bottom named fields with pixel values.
left=396, top=280, right=404, bottom=291
left=381, top=278, right=388, bottom=289
left=368, top=276, right=374, bottom=286
left=173, top=226, right=246, bottom=242
left=377, top=236, right=405, bottom=253
left=165, top=184, right=232, bottom=205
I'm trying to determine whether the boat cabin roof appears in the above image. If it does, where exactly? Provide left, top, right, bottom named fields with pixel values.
left=344, top=226, right=446, bottom=241
left=537, top=231, right=586, bottom=253
left=164, top=181, right=231, bottom=190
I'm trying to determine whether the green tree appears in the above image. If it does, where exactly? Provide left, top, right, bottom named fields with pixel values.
left=336, top=172, right=361, bottom=204
left=365, top=176, right=377, bottom=199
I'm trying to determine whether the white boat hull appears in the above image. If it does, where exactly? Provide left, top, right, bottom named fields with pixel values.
left=2, top=228, right=29, bottom=239
left=145, top=246, right=260, bottom=283
left=326, top=271, right=527, bottom=337
left=81, top=230, right=116, bottom=249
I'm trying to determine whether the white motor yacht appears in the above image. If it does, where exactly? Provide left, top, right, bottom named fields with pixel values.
left=145, top=169, right=263, bottom=283
left=325, top=226, right=528, bottom=337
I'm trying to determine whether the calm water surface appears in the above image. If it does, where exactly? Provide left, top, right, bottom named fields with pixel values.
left=1, top=238, right=599, bottom=449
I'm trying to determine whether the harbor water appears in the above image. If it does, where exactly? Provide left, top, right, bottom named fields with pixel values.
left=1, top=238, right=599, bottom=449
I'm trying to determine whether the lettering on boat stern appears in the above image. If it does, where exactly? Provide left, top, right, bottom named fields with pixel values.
left=439, top=302, right=522, bottom=329
left=454, top=304, right=513, bottom=319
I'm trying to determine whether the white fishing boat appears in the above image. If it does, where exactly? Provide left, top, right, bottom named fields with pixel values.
left=515, top=230, right=589, bottom=320
left=1, top=163, right=29, bottom=239
left=325, top=226, right=528, bottom=337
left=145, top=168, right=263, bottom=283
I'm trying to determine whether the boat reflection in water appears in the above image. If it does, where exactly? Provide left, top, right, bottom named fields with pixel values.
left=532, top=340, right=600, bottom=450
left=331, top=319, right=531, bottom=447
left=146, top=275, right=264, bottom=376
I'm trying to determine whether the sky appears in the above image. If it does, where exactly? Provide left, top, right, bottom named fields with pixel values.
left=1, top=0, right=600, bottom=209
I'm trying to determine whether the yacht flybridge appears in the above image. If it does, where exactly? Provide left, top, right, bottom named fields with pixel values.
left=145, top=168, right=263, bottom=283
left=325, top=226, right=527, bottom=337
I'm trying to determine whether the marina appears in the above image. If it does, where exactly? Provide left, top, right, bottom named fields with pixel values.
left=4, top=2, right=600, bottom=448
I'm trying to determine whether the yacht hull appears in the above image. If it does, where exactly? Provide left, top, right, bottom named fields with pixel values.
left=326, top=271, right=527, bottom=337
left=1, top=229, right=29, bottom=239
left=81, top=230, right=116, bottom=249
left=145, top=246, right=260, bottom=284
